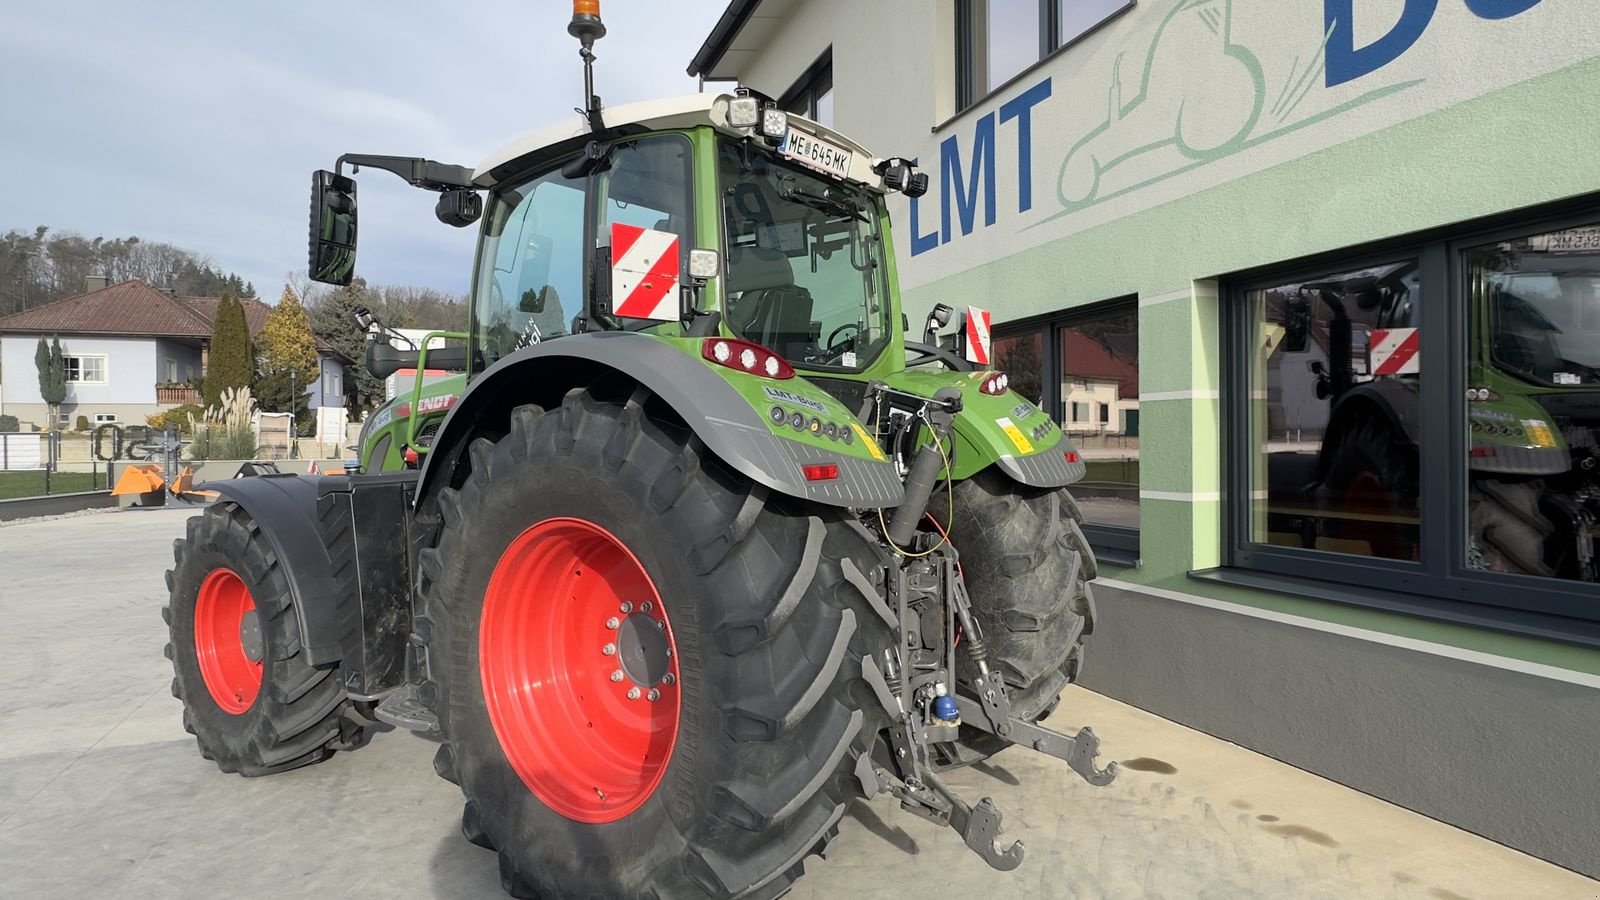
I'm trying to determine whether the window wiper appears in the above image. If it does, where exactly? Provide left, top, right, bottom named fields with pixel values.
left=777, top=178, right=866, bottom=221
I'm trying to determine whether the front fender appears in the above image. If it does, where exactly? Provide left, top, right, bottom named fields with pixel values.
left=414, top=332, right=905, bottom=511
left=202, top=474, right=361, bottom=668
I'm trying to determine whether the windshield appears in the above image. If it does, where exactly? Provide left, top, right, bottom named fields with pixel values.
left=717, top=138, right=891, bottom=372
left=1476, top=225, right=1600, bottom=386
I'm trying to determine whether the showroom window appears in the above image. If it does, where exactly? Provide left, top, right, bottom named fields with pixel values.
left=993, top=298, right=1140, bottom=561
left=781, top=50, right=834, bottom=127
left=955, top=0, right=1132, bottom=111
left=1218, top=200, right=1600, bottom=643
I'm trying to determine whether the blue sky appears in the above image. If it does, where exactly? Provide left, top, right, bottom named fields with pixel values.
left=0, top=1, right=727, bottom=297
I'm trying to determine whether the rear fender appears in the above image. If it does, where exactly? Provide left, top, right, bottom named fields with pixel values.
left=413, top=332, right=904, bottom=512
left=1315, top=385, right=1414, bottom=482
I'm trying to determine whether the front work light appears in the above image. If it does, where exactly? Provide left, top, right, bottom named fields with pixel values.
left=761, top=108, right=789, bottom=139
left=728, top=96, right=760, bottom=128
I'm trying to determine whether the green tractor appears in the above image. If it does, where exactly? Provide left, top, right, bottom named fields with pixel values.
left=162, top=6, right=1113, bottom=897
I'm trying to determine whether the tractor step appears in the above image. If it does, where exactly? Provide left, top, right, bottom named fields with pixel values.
left=374, top=685, right=440, bottom=737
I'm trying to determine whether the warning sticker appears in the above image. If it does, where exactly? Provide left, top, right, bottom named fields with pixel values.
left=995, top=417, right=1033, bottom=454
left=852, top=422, right=885, bottom=461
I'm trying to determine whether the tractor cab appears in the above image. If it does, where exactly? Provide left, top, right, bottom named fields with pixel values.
left=311, top=92, right=930, bottom=473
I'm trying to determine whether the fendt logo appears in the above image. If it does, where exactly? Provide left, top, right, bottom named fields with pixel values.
left=908, top=0, right=1546, bottom=257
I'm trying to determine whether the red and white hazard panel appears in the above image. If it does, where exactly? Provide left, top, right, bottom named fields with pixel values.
left=610, top=223, right=680, bottom=321
left=1369, top=327, right=1420, bottom=376
left=964, top=306, right=992, bottom=365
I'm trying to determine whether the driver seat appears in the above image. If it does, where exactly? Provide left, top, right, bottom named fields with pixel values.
left=726, top=247, right=813, bottom=357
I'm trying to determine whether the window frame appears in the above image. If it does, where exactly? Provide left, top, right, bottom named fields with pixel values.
left=992, top=296, right=1140, bottom=564
left=953, top=0, right=1134, bottom=115
left=1217, top=194, right=1600, bottom=642
left=63, top=354, right=108, bottom=385
left=779, top=49, right=833, bottom=126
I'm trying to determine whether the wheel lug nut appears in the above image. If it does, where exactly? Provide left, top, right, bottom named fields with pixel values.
left=605, top=617, right=619, bottom=630
left=602, top=643, right=616, bottom=656
left=647, top=688, right=660, bottom=701
left=641, top=601, right=653, bottom=613
left=663, top=673, right=675, bottom=686
left=627, top=687, right=641, bottom=700
left=656, top=619, right=666, bottom=629
left=610, top=670, right=624, bottom=682
left=620, top=601, right=633, bottom=613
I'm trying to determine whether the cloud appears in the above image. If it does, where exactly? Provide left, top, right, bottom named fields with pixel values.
left=0, top=0, right=727, bottom=298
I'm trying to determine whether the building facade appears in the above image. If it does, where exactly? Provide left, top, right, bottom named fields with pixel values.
left=691, top=0, right=1600, bottom=877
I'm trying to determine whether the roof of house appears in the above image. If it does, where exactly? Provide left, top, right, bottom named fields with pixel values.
left=1062, top=331, right=1140, bottom=397
left=0, top=280, right=345, bottom=360
left=0, top=280, right=212, bottom=338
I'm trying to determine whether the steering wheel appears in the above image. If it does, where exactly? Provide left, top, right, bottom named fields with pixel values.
left=826, top=323, right=861, bottom=353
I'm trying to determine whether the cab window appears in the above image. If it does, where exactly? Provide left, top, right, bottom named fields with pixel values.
left=597, top=135, right=693, bottom=325
left=472, top=167, right=586, bottom=367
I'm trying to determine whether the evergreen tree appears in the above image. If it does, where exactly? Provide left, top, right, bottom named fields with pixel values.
left=203, top=293, right=253, bottom=409
left=254, top=286, right=322, bottom=435
left=34, top=337, right=66, bottom=430
left=308, top=279, right=380, bottom=415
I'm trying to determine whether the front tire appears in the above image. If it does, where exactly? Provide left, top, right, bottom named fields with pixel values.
left=418, top=386, right=895, bottom=899
left=164, top=502, right=371, bottom=775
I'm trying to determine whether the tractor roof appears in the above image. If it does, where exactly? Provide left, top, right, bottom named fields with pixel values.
left=472, top=93, right=882, bottom=188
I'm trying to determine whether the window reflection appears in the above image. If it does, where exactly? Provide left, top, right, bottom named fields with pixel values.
left=1248, top=261, right=1423, bottom=560
left=1060, top=312, right=1139, bottom=528
left=1466, top=222, right=1600, bottom=582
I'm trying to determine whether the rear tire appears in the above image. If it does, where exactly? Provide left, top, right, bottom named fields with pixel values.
left=418, top=386, right=895, bottom=899
left=1319, top=417, right=1419, bottom=560
left=1470, top=479, right=1556, bottom=577
left=164, top=502, right=371, bottom=776
left=934, top=467, right=1097, bottom=766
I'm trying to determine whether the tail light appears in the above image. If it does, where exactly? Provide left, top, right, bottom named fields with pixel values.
left=978, top=372, right=1009, bottom=395
left=1065, top=451, right=1080, bottom=464
left=802, top=464, right=839, bottom=482
left=702, top=338, right=794, bottom=379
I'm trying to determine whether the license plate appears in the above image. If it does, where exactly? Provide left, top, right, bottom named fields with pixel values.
left=778, top=128, right=853, bottom=179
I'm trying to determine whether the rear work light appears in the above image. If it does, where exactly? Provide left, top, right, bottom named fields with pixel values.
left=702, top=338, right=794, bottom=379
left=979, top=372, right=1009, bottom=395
left=802, top=464, right=839, bottom=482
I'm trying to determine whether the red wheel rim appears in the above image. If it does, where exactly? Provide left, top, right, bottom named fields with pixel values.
left=194, top=568, right=263, bottom=714
left=480, top=517, right=680, bottom=824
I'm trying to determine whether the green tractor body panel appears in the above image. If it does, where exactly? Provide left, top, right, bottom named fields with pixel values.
left=358, top=373, right=466, bottom=473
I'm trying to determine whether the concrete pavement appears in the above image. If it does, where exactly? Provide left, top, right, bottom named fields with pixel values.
left=1, top=507, right=1594, bottom=899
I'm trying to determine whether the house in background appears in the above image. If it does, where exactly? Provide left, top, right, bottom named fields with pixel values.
left=0, top=278, right=348, bottom=430
left=1059, top=331, right=1139, bottom=439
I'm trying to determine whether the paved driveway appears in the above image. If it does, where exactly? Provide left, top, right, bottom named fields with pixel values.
left=1, top=508, right=1593, bottom=899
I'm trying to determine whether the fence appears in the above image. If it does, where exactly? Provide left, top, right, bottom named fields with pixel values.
left=0, top=431, right=113, bottom=500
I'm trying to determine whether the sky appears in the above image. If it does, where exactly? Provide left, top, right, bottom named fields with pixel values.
left=0, top=1, right=729, bottom=299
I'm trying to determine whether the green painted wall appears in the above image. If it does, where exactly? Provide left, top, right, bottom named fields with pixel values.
left=903, top=57, right=1600, bottom=673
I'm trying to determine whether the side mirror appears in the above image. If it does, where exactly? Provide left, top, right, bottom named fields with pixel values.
left=1283, top=296, right=1311, bottom=353
left=309, top=170, right=358, bottom=285
left=924, top=303, right=954, bottom=345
